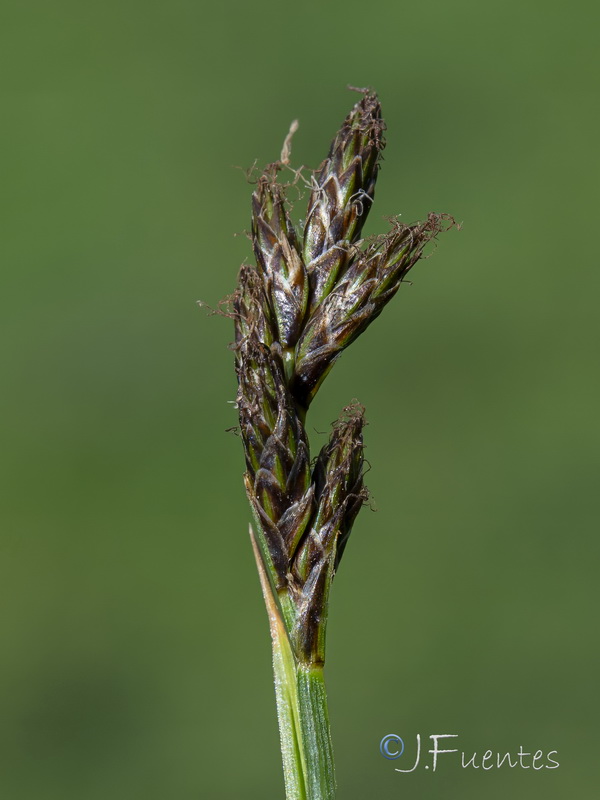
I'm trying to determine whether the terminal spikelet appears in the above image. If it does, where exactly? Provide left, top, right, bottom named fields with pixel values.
left=303, top=91, right=385, bottom=311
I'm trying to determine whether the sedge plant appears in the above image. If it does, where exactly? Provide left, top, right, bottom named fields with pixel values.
left=231, top=88, right=452, bottom=799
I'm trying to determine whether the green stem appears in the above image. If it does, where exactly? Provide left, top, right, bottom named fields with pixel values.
left=271, top=607, right=309, bottom=798
left=296, top=665, right=335, bottom=799
left=250, top=527, right=336, bottom=799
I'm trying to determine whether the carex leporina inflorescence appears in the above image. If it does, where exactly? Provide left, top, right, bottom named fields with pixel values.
left=233, top=89, right=452, bottom=667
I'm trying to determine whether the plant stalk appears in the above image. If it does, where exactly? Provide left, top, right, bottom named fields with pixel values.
left=251, top=526, right=336, bottom=799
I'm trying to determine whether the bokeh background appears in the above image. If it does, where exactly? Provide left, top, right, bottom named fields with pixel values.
left=1, top=1, right=599, bottom=798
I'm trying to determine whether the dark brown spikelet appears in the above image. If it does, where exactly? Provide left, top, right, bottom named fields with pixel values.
left=236, top=333, right=314, bottom=588
left=291, top=405, right=367, bottom=664
left=293, top=404, right=366, bottom=584
left=292, top=214, right=452, bottom=409
left=303, top=91, right=385, bottom=311
left=251, top=168, right=309, bottom=349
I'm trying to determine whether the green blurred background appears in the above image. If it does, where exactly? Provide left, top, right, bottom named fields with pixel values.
left=1, top=0, right=598, bottom=797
